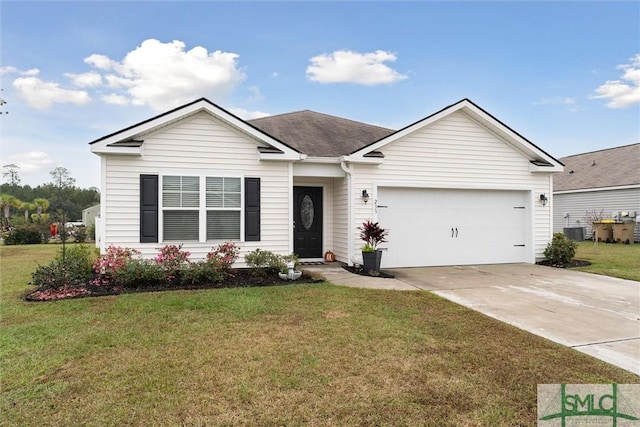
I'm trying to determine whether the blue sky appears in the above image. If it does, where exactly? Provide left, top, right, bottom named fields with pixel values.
left=1, top=1, right=639, bottom=189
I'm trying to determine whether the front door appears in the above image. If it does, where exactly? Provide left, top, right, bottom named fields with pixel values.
left=293, top=186, right=323, bottom=258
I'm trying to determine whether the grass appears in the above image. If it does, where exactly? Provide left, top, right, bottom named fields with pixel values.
left=573, top=241, right=640, bottom=281
left=1, top=245, right=638, bottom=426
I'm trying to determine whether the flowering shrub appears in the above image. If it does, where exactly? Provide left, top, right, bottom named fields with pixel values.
left=92, top=245, right=140, bottom=286
left=206, top=242, right=240, bottom=271
left=154, top=244, right=191, bottom=283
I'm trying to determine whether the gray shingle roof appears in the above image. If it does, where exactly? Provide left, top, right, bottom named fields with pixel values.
left=554, top=143, right=640, bottom=191
left=248, top=110, right=394, bottom=157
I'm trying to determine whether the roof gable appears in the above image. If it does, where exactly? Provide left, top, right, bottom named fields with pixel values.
left=249, top=110, right=394, bottom=157
left=90, top=98, right=302, bottom=159
left=347, top=99, right=563, bottom=171
left=554, top=143, right=640, bottom=191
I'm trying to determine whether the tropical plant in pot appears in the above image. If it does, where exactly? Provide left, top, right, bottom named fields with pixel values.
left=358, top=220, right=388, bottom=273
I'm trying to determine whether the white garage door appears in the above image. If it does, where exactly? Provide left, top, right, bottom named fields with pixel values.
left=377, top=187, right=529, bottom=268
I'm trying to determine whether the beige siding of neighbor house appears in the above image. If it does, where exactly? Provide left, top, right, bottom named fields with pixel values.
left=101, top=111, right=291, bottom=265
left=553, top=187, right=640, bottom=242
left=350, top=111, right=552, bottom=262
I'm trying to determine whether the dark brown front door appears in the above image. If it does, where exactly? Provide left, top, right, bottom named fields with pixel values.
left=293, top=186, right=323, bottom=258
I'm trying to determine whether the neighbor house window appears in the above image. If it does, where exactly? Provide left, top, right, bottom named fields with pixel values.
left=161, top=175, right=241, bottom=242
left=162, top=175, right=200, bottom=241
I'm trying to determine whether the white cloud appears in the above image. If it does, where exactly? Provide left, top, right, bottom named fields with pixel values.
left=101, top=93, right=130, bottom=106
left=13, top=76, right=91, bottom=110
left=228, top=107, right=270, bottom=120
left=592, top=54, right=640, bottom=108
left=306, top=49, right=408, bottom=85
left=534, top=97, right=580, bottom=112
left=83, top=39, right=245, bottom=110
left=65, top=71, right=102, bottom=88
left=0, top=66, right=18, bottom=75
left=4, top=151, right=54, bottom=175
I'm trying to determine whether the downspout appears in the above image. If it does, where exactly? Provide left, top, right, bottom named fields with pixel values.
left=340, top=160, right=354, bottom=266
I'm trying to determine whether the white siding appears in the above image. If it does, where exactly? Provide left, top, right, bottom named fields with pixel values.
left=553, top=187, right=640, bottom=242
left=332, top=176, right=349, bottom=263
left=102, top=111, right=291, bottom=266
left=351, top=111, right=553, bottom=263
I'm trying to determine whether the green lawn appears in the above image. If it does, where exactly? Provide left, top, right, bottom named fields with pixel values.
left=1, top=245, right=638, bottom=426
left=573, top=241, right=640, bottom=282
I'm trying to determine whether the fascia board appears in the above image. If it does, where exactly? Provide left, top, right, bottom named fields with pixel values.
left=91, top=99, right=301, bottom=157
left=461, top=103, right=563, bottom=168
left=349, top=102, right=467, bottom=159
left=340, top=155, right=384, bottom=165
left=91, top=145, right=141, bottom=155
left=259, top=153, right=305, bottom=161
left=529, top=163, right=564, bottom=173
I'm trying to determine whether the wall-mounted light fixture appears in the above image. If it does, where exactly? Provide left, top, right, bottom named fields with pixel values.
left=362, top=189, right=370, bottom=203
left=539, top=193, right=548, bottom=206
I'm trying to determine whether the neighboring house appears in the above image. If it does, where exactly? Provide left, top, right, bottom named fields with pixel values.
left=82, top=204, right=100, bottom=228
left=553, top=143, right=640, bottom=242
left=90, top=98, right=563, bottom=268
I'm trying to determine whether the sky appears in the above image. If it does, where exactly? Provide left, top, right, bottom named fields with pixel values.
left=1, top=1, right=639, bottom=189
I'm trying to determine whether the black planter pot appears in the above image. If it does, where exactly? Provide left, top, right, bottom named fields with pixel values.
left=362, top=250, right=382, bottom=273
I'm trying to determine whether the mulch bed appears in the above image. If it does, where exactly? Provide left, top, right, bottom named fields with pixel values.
left=342, top=265, right=395, bottom=278
left=25, top=269, right=322, bottom=302
left=536, top=259, right=592, bottom=269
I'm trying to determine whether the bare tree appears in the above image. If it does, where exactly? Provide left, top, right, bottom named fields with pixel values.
left=49, top=166, right=76, bottom=189
left=2, top=164, right=21, bottom=186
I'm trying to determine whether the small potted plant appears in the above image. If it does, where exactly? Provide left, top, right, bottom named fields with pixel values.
left=358, top=220, right=388, bottom=274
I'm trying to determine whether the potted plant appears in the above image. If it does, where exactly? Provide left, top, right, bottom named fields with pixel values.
left=358, top=220, right=388, bottom=274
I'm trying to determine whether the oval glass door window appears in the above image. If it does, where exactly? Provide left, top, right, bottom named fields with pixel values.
left=300, top=194, right=314, bottom=230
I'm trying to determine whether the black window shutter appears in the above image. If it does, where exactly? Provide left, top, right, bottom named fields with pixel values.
left=140, top=174, right=158, bottom=243
left=244, top=177, right=260, bottom=241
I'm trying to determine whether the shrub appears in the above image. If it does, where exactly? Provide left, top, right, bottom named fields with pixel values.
left=4, top=225, right=42, bottom=245
left=245, top=249, right=299, bottom=276
left=31, top=245, right=93, bottom=289
left=111, top=259, right=165, bottom=288
left=544, top=232, right=578, bottom=265
left=73, top=226, right=87, bottom=243
left=92, top=245, right=141, bottom=286
left=183, top=261, right=227, bottom=286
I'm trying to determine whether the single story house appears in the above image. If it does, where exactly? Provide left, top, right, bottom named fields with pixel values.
left=90, top=98, right=563, bottom=268
left=553, top=143, right=640, bottom=242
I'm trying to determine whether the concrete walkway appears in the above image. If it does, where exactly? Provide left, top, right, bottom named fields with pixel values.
left=303, top=263, right=640, bottom=376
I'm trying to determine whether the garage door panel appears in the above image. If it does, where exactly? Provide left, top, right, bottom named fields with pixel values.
left=377, top=188, right=528, bottom=268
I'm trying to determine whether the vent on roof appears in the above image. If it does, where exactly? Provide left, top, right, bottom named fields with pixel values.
left=107, top=139, right=144, bottom=147
left=363, top=151, right=385, bottom=158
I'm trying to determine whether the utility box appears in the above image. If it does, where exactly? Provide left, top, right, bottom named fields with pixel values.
left=612, top=222, right=635, bottom=244
left=563, top=227, right=585, bottom=241
left=592, top=222, right=614, bottom=242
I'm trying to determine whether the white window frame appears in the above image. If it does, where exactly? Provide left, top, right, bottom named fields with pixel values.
left=159, top=174, right=244, bottom=243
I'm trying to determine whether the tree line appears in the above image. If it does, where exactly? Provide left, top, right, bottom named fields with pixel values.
left=1, top=165, right=99, bottom=222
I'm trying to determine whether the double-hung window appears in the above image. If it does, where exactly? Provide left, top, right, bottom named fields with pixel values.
left=162, top=176, right=200, bottom=241
left=161, top=175, right=242, bottom=242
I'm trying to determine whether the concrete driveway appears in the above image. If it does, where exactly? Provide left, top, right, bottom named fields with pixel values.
left=388, top=264, right=640, bottom=375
